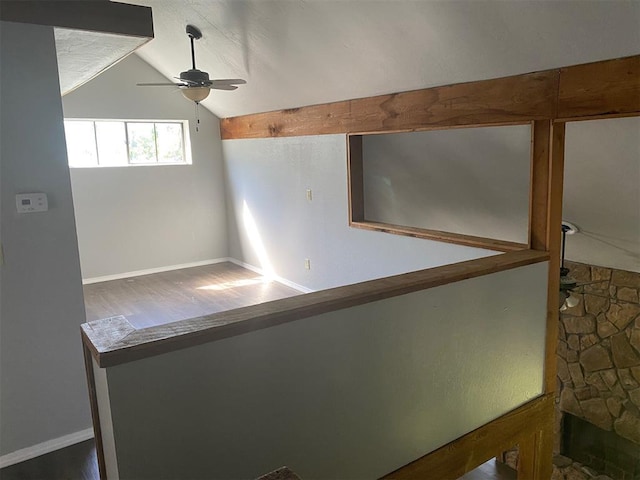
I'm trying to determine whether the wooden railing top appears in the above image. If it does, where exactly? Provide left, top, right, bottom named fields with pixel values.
left=82, top=249, right=548, bottom=368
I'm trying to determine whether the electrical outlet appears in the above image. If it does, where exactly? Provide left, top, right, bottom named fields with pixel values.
left=306, top=189, right=312, bottom=201
left=304, top=259, right=311, bottom=270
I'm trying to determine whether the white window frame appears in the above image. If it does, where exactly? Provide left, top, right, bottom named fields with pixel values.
left=64, top=119, right=192, bottom=168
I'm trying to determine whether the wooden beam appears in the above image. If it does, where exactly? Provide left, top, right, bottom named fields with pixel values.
left=351, top=221, right=527, bottom=253
left=0, top=1, right=154, bottom=38
left=347, top=135, right=365, bottom=223
left=557, top=55, right=640, bottom=121
left=381, top=394, right=554, bottom=479
left=220, top=55, right=640, bottom=140
left=83, top=249, right=549, bottom=367
left=221, top=71, right=558, bottom=139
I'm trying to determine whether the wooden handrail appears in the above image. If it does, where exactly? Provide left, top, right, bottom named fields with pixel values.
left=82, top=249, right=548, bottom=368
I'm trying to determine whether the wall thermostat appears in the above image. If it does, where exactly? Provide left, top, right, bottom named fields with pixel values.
left=16, top=193, right=48, bottom=213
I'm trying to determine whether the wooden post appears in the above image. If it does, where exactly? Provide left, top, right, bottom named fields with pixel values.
left=526, top=119, right=566, bottom=478
left=83, top=344, right=107, bottom=479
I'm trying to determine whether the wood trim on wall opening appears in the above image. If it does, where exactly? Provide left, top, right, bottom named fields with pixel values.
left=350, top=221, right=527, bottom=253
left=347, top=126, right=532, bottom=254
left=347, top=135, right=364, bottom=223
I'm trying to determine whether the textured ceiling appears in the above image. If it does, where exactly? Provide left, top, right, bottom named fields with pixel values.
left=129, top=0, right=640, bottom=118
left=55, top=28, right=148, bottom=95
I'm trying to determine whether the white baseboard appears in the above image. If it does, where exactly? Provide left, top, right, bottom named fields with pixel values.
left=82, top=258, right=230, bottom=284
left=0, top=428, right=94, bottom=469
left=227, top=258, right=314, bottom=294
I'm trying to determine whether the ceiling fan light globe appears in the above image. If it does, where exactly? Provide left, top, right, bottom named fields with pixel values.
left=566, top=293, right=580, bottom=308
left=559, top=290, right=569, bottom=309
left=182, top=87, right=210, bottom=103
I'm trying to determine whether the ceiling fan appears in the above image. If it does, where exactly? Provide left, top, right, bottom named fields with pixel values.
left=559, top=221, right=608, bottom=310
left=137, top=24, right=246, bottom=104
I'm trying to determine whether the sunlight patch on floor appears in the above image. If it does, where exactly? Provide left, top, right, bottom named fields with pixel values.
left=197, top=277, right=270, bottom=291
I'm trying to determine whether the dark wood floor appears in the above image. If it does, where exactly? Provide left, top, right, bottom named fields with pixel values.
left=460, top=459, right=517, bottom=480
left=83, top=262, right=301, bottom=329
left=0, top=439, right=515, bottom=480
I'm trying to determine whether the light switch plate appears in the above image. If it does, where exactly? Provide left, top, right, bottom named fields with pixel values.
left=16, top=193, right=48, bottom=213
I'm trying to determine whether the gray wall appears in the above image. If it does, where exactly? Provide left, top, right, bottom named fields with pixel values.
left=223, top=135, right=495, bottom=291
left=363, top=125, right=531, bottom=244
left=62, top=54, right=228, bottom=280
left=564, top=117, right=640, bottom=273
left=98, top=261, right=548, bottom=479
left=0, top=22, right=90, bottom=456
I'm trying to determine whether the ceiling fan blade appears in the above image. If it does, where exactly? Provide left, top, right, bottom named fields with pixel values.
left=575, top=279, right=610, bottom=287
left=174, top=76, right=202, bottom=86
left=212, top=79, right=246, bottom=86
left=137, top=82, right=183, bottom=87
left=211, top=84, right=238, bottom=91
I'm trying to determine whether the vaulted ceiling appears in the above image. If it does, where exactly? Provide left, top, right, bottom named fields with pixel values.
left=129, top=0, right=640, bottom=118
left=55, top=0, right=638, bottom=273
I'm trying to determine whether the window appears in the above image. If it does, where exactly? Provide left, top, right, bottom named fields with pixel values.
left=64, top=120, right=190, bottom=167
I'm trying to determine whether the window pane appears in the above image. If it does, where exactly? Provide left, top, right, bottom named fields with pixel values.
left=127, top=122, right=157, bottom=164
left=64, top=121, right=97, bottom=167
left=155, top=123, right=184, bottom=163
left=95, top=121, right=128, bottom=166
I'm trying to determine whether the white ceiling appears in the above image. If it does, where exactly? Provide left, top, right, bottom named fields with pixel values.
left=55, top=28, right=149, bottom=95
left=129, top=0, right=640, bottom=118
left=564, top=117, right=640, bottom=273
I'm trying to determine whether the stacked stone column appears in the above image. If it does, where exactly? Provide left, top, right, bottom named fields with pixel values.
left=557, top=261, right=640, bottom=446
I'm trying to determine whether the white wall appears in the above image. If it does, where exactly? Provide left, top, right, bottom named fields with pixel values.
left=62, top=54, right=228, bottom=280
left=564, top=117, right=640, bottom=273
left=223, top=135, right=495, bottom=291
left=0, top=22, right=90, bottom=458
left=97, top=261, right=548, bottom=479
left=363, top=125, right=531, bottom=244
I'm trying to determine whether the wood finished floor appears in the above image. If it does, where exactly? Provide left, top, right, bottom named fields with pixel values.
left=459, top=459, right=517, bottom=480
left=0, top=439, right=516, bottom=480
left=82, top=262, right=301, bottom=329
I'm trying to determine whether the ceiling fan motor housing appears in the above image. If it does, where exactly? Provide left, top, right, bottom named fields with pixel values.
left=180, top=69, right=211, bottom=85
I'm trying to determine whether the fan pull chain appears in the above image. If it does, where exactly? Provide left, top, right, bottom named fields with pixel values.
left=194, top=101, right=201, bottom=133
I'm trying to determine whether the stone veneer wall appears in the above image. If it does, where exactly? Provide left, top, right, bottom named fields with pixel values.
left=557, top=260, right=640, bottom=446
